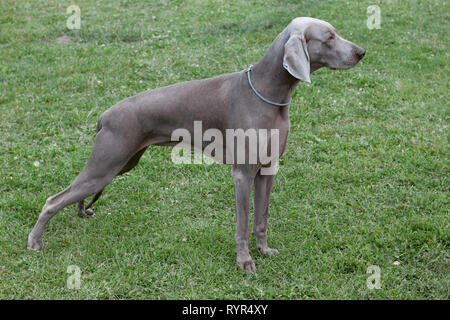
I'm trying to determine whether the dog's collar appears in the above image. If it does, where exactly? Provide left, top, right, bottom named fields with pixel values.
left=245, top=65, right=291, bottom=107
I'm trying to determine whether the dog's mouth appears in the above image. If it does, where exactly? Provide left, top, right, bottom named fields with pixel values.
left=329, top=62, right=357, bottom=70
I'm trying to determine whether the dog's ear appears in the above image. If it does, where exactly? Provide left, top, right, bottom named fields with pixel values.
left=283, top=34, right=311, bottom=83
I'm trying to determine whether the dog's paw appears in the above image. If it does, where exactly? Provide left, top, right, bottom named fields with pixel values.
left=77, top=208, right=95, bottom=218
left=84, top=208, right=95, bottom=216
left=27, top=234, right=42, bottom=251
left=237, top=258, right=257, bottom=274
left=258, top=246, right=279, bottom=256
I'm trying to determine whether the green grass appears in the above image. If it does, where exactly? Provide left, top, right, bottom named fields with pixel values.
left=0, top=0, right=448, bottom=299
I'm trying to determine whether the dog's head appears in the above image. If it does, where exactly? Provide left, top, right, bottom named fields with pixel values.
left=283, top=17, right=366, bottom=83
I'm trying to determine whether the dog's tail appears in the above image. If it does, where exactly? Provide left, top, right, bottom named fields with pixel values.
left=96, top=116, right=103, bottom=133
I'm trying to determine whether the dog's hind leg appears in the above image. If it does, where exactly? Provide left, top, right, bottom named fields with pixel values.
left=84, top=189, right=104, bottom=211
left=76, top=189, right=103, bottom=217
left=27, top=127, right=140, bottom=251
left=76, top=146, right=149, bottom=217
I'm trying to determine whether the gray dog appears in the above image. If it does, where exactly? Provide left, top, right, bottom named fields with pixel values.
left=28, top=17, right=365, bottom=273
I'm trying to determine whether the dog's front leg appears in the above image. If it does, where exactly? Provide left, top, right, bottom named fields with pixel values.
left=231, top=165, right=257, bottom=273
left=253, top=171, right=279, bottom=256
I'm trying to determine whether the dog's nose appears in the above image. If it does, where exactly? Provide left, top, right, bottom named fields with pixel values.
left=356, top=48, right=366, bottom=59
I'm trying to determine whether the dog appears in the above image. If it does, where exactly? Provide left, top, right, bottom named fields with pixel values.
left=28, top=17, right=365, bottom=273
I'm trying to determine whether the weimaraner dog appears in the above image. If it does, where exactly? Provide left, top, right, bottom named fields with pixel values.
left=28, top=17, right=365, bottom=273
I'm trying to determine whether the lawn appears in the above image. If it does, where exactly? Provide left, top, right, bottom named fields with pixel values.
left=0, top=0, right=448, bottom=299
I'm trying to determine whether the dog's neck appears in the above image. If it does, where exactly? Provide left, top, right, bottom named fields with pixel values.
left=250, top=29, right=301, bottom=106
